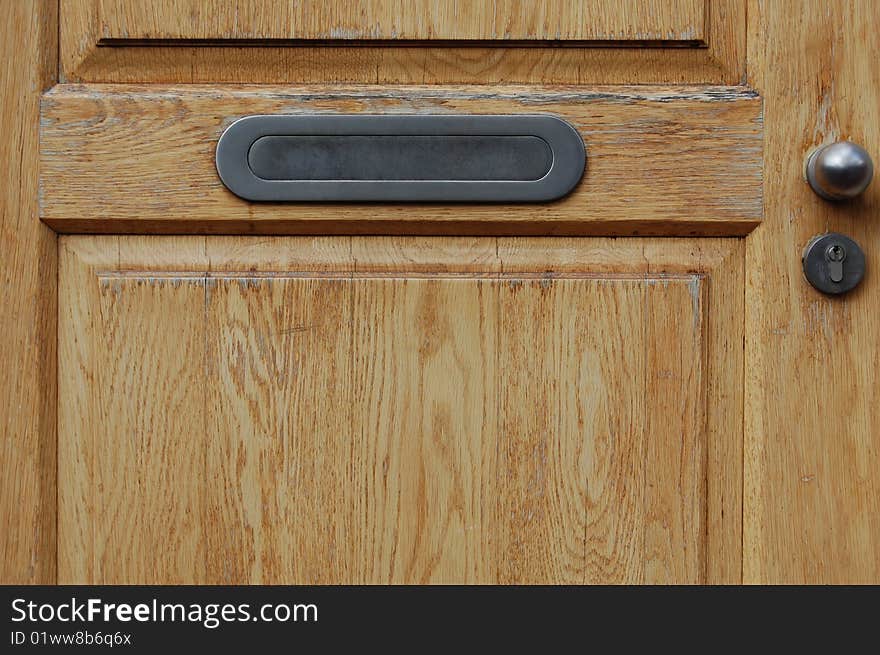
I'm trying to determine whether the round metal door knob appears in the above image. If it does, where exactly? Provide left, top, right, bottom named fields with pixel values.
left=806, top=141, right=874, bottom=200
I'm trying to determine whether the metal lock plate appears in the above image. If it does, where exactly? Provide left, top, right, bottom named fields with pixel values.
left=802, top=232, right=866, bottom=295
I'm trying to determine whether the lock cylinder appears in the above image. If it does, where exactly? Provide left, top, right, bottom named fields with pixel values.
left=802, top=232, right=866, bottom=295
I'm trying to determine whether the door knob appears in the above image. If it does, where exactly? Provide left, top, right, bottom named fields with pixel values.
left=806, top=141, right=874, bottom=200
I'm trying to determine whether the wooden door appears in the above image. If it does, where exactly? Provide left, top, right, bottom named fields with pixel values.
left=3, top=0, right=879, bottom=585
left=57, top=236, right=743, bottom=584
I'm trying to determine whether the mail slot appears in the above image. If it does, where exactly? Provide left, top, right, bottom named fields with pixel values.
left=215, top=114, right=586, bottom=202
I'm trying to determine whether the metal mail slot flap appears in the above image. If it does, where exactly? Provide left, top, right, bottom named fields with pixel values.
left=215, top=114, right=586, bottom=202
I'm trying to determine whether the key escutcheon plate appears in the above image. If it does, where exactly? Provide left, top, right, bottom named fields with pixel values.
left=802, top=232, right=866, bottom=295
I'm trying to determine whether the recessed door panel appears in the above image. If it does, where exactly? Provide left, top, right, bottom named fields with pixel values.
left=58, top=236, right=742, bottom=584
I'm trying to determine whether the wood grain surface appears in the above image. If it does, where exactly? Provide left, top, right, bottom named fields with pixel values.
left=0, top=0, right=57, bottom=584
left=40, top=85, right=762, bottom=236
left=58, top=236, right=743, bottom=584
left=8, top=0, right=880, bottom=588
left=76, top=0, right=707, bottom=41
left=60, top=1, right=745, bottom=85
left=743, top=0, right=880, bottom=583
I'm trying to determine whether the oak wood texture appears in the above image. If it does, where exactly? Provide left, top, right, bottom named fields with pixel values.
left=40, top=85, right=762, bottom=237
left=58, top=236, right=743, bottom=584
left=60, top=1, right=746, bottom=85
left=74, top=0, right=707, bottom=41
left=0, top=0, right=58, bottom=584
left=743, top=0, right=880, bottom=583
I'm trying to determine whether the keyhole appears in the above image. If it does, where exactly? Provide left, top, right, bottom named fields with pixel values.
left=825, top=243, right=847, bottom=283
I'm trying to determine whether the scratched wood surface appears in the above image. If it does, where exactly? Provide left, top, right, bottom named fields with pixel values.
left=60, top=1, right=745, bottom=84
left=0, top=0, right=57, bottom=584
left=743, top=0, right=880, bottom=583
left=58, top=236, right=743, bottom=584
left=40, top=85, right=763, bottom=236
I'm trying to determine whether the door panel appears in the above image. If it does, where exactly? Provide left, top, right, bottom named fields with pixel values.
left=58, top=236, right=742, bottom=584
left=78, top=0, right=707, bottom=41
left=60, top=0, right=745, bottom=84
left=40, top=85, right=762, bottom=236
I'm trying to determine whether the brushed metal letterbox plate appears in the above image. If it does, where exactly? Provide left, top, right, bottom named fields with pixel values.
left=215, top=114, right=586, bottom=202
